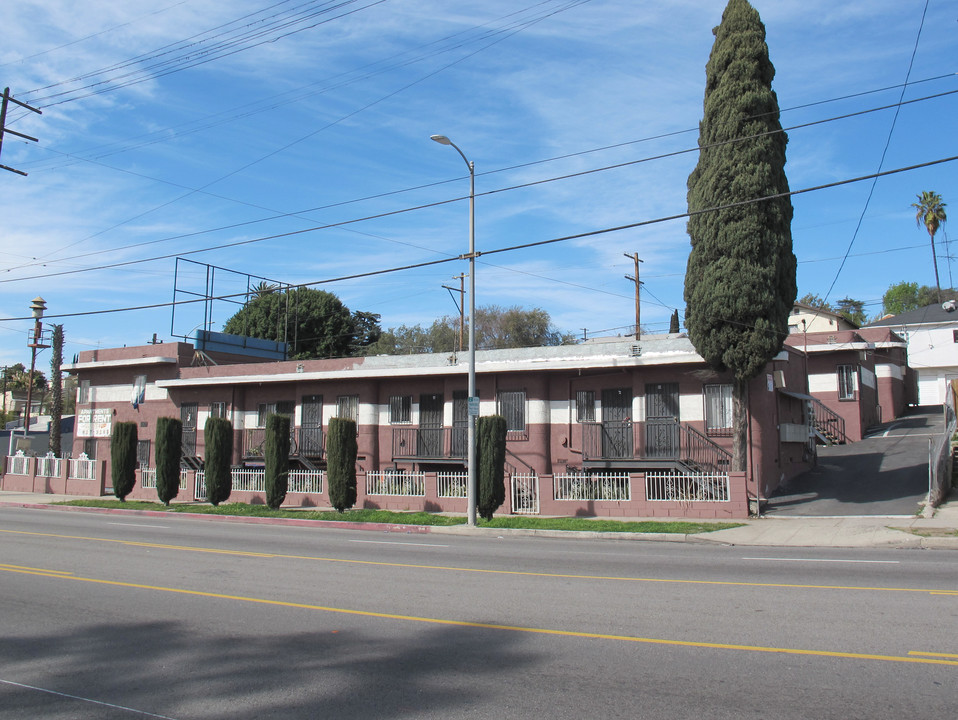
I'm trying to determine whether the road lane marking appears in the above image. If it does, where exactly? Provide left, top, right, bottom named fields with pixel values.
left=1, top=564, right=956, bottom=669
left=107, top=522, right=171, bottom=528
left=0, top=563, right=73, bottom=576
left=742, top=557, right=900, bottom=564
left=909, top=651, right=958, bottom=658
left=0, top=678, right=179, bottom=719
left=348, top=539, right=449, bottom=547
left=0, top=528, right=950, bottom=596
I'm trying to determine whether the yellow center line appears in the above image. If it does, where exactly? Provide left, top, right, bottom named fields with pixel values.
left=909, top=651, right=958, bottom=659
left=0, top=563, right=73, bottom=575
left=1, top=528, right=952, bottom=596
left=2, top=564, right=956, bottom=668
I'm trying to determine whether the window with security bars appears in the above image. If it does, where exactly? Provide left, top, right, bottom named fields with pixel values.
left=257, top=401, right=293, bottom=427
left=210, top=402, right=228, bottom=419
left=837, top=365, right=856, bottom=400
left=389, top=395, right=411, bottom=424
left=575, top=390, right=595, bottom=422
left=704, top=384, right=733, bottom=436
left=136, top=440, right=151, bottom=468
left=337, top=395, right=359, bottom=422
left=497, top=390, right=526, bottom=434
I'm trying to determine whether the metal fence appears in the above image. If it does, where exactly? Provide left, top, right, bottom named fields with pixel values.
left=231, top=468, right=266, bottom=493
left=194, top=471, right=207, bottom=501
left=511, top=473, right=539, bottom=514
left=288, top=469, right=325, bottom=494
left=646, top=471, right=730, bottom=502
left=437, top=471, right=468, bottom=498
left=68, top=455, right=97, bottom=481
left=139, top=468, right=189, bottom=490
left=365, top=471, right=425, bottom=497
left=928, top=398, right=957, bottom=508
left=554, top=472, right=630, bottom=501
left=6, top=452, right=32, bottom=476
left=36, top=453, right=64, bottom=478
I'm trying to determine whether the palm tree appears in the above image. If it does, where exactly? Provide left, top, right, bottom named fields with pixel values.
left=912, top=191, right=948, bottom=303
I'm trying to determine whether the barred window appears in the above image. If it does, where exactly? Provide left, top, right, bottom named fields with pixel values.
left=257, top=401, right=293, bottom=427
left=136, top=440, right=151, bottom=468
left=210, top=402, right=228, bottom=419
left=838, top=365, right=856, bottom=400
left=78, top=380, right=91, bottom=405
left=497, top=390, right=526, bottom=433
left=389, top=395, right=412, bottom=424
left=575, top=390, right=595, bottom=422
left=704, top=384, right=733, bottom=436
left=337, top=395, right=359, bottom=422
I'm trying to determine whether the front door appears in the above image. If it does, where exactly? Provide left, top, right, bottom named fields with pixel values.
left=181, top=402, right=198, bottom=457
left=300, top=395, right=323, bottom=456
left=645, top=383, right=679, bottom=458
left=601, top=388, right=633, bottom=459
left=418, top=393, right=443, bottom=458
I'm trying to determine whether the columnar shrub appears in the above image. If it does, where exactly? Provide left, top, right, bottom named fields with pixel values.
left=327, top=417, right=357, bottom=512
left=155, top=416, right=182, bottom=506
left=204, top=417, right=234, bottom=506
left=110, top=421, right=138, bottom=501
left=476, top=415, right=507, bottom=521
left=264, top=413, right=290, bottom=510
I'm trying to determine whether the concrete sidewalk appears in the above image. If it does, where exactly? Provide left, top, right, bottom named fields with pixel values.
left=1, top=490, right=956, bottom=549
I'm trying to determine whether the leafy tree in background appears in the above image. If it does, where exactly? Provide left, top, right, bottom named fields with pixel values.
left=223, top=287, right=380, bottom=360
left=49, top=325, right=63, bottom=456
left=476, top=415, right=507, bottom=521
left=881, top=282, right=958, bottom=316
left=327, top=417, right=358, bottom=512
left=834, top=297, right=867, bottom=326
left=912, top=191, right=948, bottom=303
left=797, top=293, right=832, bottom=311
left=155, top=417, right=182, bottom=506
left=264, top=414, right=290, bottom=510
left=684, top=0, right=796, bottom=471
left=110, top=422, right=138, bottom=501
left=364, top=305, right=575, bottom=355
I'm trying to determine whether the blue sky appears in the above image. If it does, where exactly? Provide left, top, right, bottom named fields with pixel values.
left=0, top=0, right=955, bottom=370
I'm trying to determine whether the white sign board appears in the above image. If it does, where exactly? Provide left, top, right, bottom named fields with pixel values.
left=77, top=408, right=113, bottom=438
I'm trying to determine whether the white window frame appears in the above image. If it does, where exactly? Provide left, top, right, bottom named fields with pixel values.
left=838, top=365, right=857, bottom=401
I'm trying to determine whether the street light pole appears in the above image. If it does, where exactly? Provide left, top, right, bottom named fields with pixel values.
left=431, top=134, right=477, bottom=527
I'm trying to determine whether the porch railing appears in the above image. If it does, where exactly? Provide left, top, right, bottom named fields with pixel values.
left=554, top=472, right=630, bottom=501
left=243, top=427, right=323, bottom=459
left=392, top=426, right=467, bottom=459
left=581, top=419, right=731, bottom=473
left=809, top=399, right=847, bottom=445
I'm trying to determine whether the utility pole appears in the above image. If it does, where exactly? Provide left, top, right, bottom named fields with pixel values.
left=0, top=88, right=42, bottom=176
left=624, top=252, right=643, bottom=339
left=442, top=274, right=466, bottom=351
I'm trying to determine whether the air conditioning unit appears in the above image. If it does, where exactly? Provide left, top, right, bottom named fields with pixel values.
left=630, top=345, right=642, bottom=357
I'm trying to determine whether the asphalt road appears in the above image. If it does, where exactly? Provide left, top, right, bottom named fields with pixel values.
left=1, top=507, right=956, bottom=719
left=768, top=407, right=945, bottom=517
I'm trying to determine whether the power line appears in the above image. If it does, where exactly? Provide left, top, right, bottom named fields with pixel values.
left=6, top=84, right=955, bottom=279
left=3, top=154, right=955, bottom=323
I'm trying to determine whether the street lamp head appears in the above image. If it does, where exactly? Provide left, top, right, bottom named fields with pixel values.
left=29, top=296, right=46, bottom=319
left=430, top=134, right=452, bottom=146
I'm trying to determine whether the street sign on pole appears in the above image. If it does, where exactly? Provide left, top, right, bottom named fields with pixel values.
left=468, top=397, right=480, bottom=417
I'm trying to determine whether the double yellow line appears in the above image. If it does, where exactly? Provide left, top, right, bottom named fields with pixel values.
left=2, top=557, right=956, bottom=668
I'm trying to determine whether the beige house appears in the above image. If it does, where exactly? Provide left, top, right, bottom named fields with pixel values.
left=788, top=303, right=858, bottom=335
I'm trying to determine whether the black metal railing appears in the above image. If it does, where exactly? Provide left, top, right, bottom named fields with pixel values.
left=582, top=419, right=731, bottom=473
left=392, top=426, right=467, bottom=459
left=810, top=399, right=847, bottom=445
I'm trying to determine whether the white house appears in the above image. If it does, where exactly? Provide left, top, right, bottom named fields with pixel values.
left=866, top=302, right=958, bottom=405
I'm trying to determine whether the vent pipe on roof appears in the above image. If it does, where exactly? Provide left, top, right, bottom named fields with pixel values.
left=942, top=300, right=956, bottom=312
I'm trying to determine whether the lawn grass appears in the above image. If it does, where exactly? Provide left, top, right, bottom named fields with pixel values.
left=53, top=499, right=742, bottom=534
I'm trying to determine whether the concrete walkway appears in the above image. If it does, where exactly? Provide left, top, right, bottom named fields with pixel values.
left=2, top=490, right=956, bottom=549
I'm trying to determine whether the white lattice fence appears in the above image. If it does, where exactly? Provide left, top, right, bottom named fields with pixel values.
left=437, top=472, right=468, bottom=498
left=288, top=470, right=325, bottom=494
left=68, top=454, right=97, bottom=480
left=645, top=471, right=730, bottom=502
left=365, top=471, right=425, bottom=496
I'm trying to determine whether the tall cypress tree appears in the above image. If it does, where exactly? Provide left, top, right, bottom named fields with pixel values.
left=684, top=0, right=796, bottom=470
left=155, top=417, right=182, bottom=506
left=110, top=422, right=138, bottom=501
left=476, top=415, right=507, bottom=521
left=326, top=417, right=357, bottom=512
left=264, top=414, right=290, bottom=510
left=49, top=325, right=63, bottom=457
left=204, top=417, right=234, bottom=506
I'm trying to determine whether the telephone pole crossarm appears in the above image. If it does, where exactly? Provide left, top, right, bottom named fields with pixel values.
left=0, top=87, right=42, bottom=176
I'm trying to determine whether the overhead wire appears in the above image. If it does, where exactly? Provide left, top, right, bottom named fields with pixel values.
left=4, top=86, right=955, bottom=281
left=3, top=153, right=956, bottom=323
